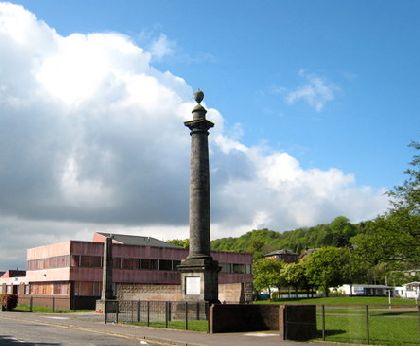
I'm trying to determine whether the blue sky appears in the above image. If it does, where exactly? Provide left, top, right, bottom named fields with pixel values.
left=15, top=0, right=420, bottom=188
left=0, top=1, right=418, bottom=268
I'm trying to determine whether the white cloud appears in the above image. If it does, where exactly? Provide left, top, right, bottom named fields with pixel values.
left=285, top=70, right=337, bottom=112
left=149, top=33, right=175, bottom=60
left=0, top=3, right=388, bottom=268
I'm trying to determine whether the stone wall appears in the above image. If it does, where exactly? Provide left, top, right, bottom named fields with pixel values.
left=116, top=282, right=251, bottom=303
left=218, top=282, right=253, bottom=303
left=117, top=284, right=183, bottom=302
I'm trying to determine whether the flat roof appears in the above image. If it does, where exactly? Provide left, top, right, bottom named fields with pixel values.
left=96, top=232, right=182, bottom=249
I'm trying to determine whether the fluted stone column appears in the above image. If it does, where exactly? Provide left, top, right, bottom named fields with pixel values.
left=178, top=90, right=220, bottom=304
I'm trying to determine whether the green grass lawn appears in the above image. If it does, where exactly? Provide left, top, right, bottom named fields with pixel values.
left=256, top=297, right=420, bottom=345
left=318, top=310, right=419, bottom=345
left=15, top=304, right=93, bottom=313
left=255, top=295, right=417, bottom=306
left=129, top=319, right=208, bottom=332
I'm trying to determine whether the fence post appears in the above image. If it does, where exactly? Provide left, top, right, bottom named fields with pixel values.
left=104, top=300, right=107, bottom=324
left=116, top=301, right=119, bottom=324
left=185, top=302, right=188, bottom=330
left=322, top=304, right=326, bottom=341
left=131, top=301, right=134, bottom=323
left=30, top=296, right=33, bottom=312
left=137, top=301, right=140, bottom=322
left=52, top=296, right=55, bottom=312
left=365, top=305, right=369, bottom=345
left=207, top=303, right=210, bottom=334
left=147, top=301, right=150, bottom=327
left=418, top=306, right=420, bottom=344
left=165, top=301, right=168, bottom=328
left=196, top=302, right=200, bottom=320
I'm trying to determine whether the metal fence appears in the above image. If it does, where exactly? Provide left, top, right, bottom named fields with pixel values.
left=316, top=304, right=420, bottom=345
left=104, top=300, right=209, bottom=332
left=18, top=296, right=71, bottom=312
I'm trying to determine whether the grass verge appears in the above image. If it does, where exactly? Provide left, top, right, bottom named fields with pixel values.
left=14, top=304, right=93, bottom=313
left=129, top=319, right=208, bottom=332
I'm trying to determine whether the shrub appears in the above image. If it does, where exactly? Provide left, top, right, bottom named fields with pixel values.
left=0, top=294, right=18, bottom=311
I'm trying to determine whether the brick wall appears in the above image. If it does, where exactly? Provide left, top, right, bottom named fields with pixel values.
left=210, top=304, right=281, bottom=333
left=209, top=303, right=317, bottom=339
left=282, top=305, right=317, bottom=340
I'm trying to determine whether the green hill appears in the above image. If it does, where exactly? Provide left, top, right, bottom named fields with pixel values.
left=210, top=216, right=358, bottom=258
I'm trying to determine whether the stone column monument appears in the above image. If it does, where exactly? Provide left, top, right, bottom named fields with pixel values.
left=178, top=90, right=220, bottom=304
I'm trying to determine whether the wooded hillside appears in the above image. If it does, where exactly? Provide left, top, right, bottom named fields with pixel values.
left=210, top=216, right=358, bottom=258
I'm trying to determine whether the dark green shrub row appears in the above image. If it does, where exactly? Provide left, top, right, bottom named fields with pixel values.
left=0, top=294, right=18, bottom=311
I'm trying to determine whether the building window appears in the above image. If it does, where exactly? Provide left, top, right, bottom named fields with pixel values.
left=93, top=282, right=101, bottom=296
left=220, top=263, right=231, bottom=273
left=31, top=282, right=53, bottom=295
left=73, top=281, right=101, bottom=296
left=53, top=282, right=69, bottom=295
left=71, top=255, right=80, bottom=267
left=158, top=259, right=172, bottom=271
left=232, top=263, right=245, bottom=274
left=173, top=260, right=181, bottom=270
left=27, top=256, right=70, bottom=270
left=80, top=256, right=102, bottom=268
left=140, top=259, right=158, bottom=270
left=122, top=258, right=139, bottom=270
left=112, top=258, right=121, bottom=269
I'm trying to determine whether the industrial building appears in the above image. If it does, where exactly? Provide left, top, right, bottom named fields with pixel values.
left=10, top=232, right=252, bottom=309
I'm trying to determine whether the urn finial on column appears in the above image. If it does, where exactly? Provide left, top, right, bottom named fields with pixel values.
left=192, top=89, right=207, bottom=121
left=193, top=89, right=204, bottom=104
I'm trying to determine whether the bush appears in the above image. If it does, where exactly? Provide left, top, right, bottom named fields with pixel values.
left=0, top=294, right=18, bottom=311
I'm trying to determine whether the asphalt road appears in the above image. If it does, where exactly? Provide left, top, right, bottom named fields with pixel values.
left=0, top=312, right=153, bottom=346
left=0, top=311, right=327, bottom=346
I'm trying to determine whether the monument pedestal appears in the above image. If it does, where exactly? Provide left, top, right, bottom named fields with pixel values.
left=178, top=256, right=220, bottom=304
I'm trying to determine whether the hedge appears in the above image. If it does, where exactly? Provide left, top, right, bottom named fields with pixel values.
left=0, top=294, right=18, bottom=311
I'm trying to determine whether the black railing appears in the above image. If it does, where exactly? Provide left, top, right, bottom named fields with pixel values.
left=104, top=300, right=209, bottom=332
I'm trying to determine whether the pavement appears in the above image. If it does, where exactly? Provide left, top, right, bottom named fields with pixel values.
left=0, top=311, right=340, bottom=346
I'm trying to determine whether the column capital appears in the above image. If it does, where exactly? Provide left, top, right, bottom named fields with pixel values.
left=184, top=119, right=214, bottom=134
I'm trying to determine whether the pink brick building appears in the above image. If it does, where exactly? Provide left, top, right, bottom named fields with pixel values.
left=21, top=232, right=252, bottom=309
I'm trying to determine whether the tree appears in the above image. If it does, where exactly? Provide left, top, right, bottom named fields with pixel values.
left=351, top=206, right=419, bottom=268
left=252, top=258, right=286, bottom=297
left=303, top=246, right=350, bottom=296
left=327, top=216, right=356, bottom=247
left=346, top=250, right=370, bottom=286
left=282, top=261, right=313, bottom=296
left=351, top=143, right=420, bottom=273
left=167, top=239, right=190, bottom=249
left=388, top=141, right=419, bottom=215
left=386, top=141, right=420, bottom=264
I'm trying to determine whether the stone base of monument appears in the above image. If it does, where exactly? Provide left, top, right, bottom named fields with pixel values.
left=178, top=256, right=221, bottom=304
left=96, top=299, right=118, bottom=314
